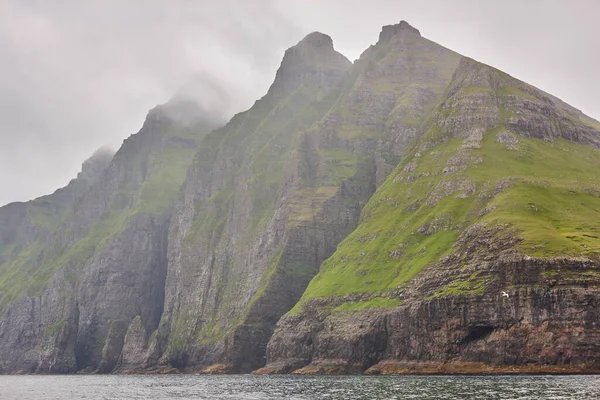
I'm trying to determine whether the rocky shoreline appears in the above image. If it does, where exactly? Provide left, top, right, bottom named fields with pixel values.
left=4, top=362, right=599, bottom=376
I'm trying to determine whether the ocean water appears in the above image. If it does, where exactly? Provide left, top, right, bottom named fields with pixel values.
left=1, top=374, right=599, bottom=399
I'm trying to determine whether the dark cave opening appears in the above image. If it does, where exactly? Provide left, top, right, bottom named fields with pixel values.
left=462, top=325, right=495, bottom=344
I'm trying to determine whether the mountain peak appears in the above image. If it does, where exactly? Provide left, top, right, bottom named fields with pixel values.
left=378, top=20, right=421, bottom=43
left=268, top=31, right=350, bottom=98
left=77, top=146, right=114, bottom=182
left=282, top=31, right=343, bottom=65
left=296, top=31, right=334, bottom=51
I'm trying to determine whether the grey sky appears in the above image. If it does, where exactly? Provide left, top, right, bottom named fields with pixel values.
left=1, top=0, right=598, bottom=206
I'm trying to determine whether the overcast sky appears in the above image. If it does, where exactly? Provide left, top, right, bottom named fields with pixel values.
left=1, top=0, right=598, bottom=206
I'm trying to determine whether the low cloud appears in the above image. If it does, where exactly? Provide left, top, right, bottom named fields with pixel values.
left=1, top=0, right=598, bottom=205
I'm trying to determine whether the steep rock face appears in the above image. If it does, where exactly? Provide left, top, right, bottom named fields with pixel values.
left=140, top=32, right=355, bottom=373
left=0, top=148, right=114, bottom=373
left=264, top=55, right=600, bottom=374
left=69, top=104, right=220, bottom=371
left=0, top=100, right=220, bottom=373
left=0, top=269, right=79, bottom=373
left=270, top=32, right=351, bottom=98
left=131, top=22, right=465, bottom=373
left=74, top=213, right=169, bottom=369
left=118, top=316, right=150, bottom=370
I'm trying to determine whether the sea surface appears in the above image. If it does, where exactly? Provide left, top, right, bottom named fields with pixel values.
left=1, top=374, right=599, bottom=399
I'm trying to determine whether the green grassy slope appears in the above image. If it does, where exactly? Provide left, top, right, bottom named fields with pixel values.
left=290, top=60, right=600, bottom=313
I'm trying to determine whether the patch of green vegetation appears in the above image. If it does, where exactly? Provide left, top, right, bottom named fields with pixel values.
left=1, top=210, right=131, bottom=316
left=458, top=85, right=492, bottom=96
left=543, top=269, right=600, bottom=286
left=580, top=115, right=600, bottom=131
left=27, top=208, right=131, bottom=300
left=136, top=145, right=197, bottom=215
left=430, top=272, right=487, bottom=299
left=0, top=240, right=45, bottom=315
left=317, top=149, right=369, bottom=186
left=337, top=126, right=382, bottom=140
left=286, top=147, right=373, bottom=224
left=0, top=243, right=17, bottom=262
left=320, top=149, right=360, bottom=179
left=243, top=249, right=284, bottom=314
left=148, top=329, right=158, bottom=345
left=168, top=309, right=198, bottom=350
left=288, top=186, right=338, bottom=223
left=381, top=152, right=402, bottom=167
left=184, top=188, right=234, bottom=244
left=197, top=320, right=228, bottom=345
left=481, top=185, right=600, bottom=258
left=45, top=319, right=67, bottom=337
left=498, top=104, right=517, bottom=119
left=27, top=203, right=64, bottom=231
left=466, top=130, right=600, bottom=258
left=333, top=297, right=403, bottom=311
left=496, top=86, right=539, bottom=102
left=467, top=127, right=600, bottom=184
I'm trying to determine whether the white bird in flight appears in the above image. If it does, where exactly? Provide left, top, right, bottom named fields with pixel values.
left=501, top=291, right=510, bottom=298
